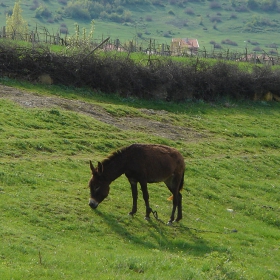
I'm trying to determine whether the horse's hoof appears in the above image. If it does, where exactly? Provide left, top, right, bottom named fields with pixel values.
left=128, top=212, right=134, bottom=217
left=167, top=221, right=173, bottom=226
left=144, top=216, right=151, bottom=221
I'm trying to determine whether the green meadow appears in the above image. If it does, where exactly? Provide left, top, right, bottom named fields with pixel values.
left=1, top=0, right=280, bottom=53
left=0, top=80, right=279, bottom=279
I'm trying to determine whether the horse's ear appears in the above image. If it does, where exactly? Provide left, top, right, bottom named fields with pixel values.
left=89, top=160, right=95, bottom=174
left=98, top=161, right=104, bottom=174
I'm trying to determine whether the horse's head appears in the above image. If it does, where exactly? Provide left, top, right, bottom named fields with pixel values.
left=88, top=161, right=110, bottom=209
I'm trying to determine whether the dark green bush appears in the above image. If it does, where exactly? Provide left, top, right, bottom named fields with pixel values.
left=0, top=42, right=280, bottom=102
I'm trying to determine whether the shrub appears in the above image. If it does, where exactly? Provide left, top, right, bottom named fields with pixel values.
left=60, top=23, right=68, bottom=34
left=88, top=2, right=104, bottom=18
left=247, top=0, right=259, bottom=10
left=145, top=15, right=153, bottom=21
left=60, top=27, right=68, bottom=34
left=35, top=5, right=52, bottom=18
left=185, top=8, right=194, bottom=15
left=224, top=5, right=233, bottom=11
left=209, top=1, right=221, bottom=9
left=100, top=11, right=108, bottom=19
left=221, top=39, right=238, bottom=46
left=1, top=42, right=280, bottom=102
left=65, top=2, right=91, bottom=20
left=261, top=0, right=278, bottom=11
left=108, top=12, right=122, bottom=22
left=116, top=6, right=124, bottom=13
left=266, top=43, right=278, bottom=49
left=235, top=5, right=249, bottom=12
left=122, top=10, right=132, bottom=22
left=210, top=16, right=222, bottom=23
left=54, top=14, right=62, bottom=21
left=30, top=0, right=40, bottom=11
left=269, top=49, right=278, bottom=55
left=214, top=43, right=222, bottom=49
left=163, top=32, right=172, bottom=38
left=250, top=41, right=259, bottom=46
left=253, top=46, right=262, bottom=51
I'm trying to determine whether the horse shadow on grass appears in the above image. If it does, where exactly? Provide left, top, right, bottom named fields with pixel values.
left=94, top=209, right=228, bottom=257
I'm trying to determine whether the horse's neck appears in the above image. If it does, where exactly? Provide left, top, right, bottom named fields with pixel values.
left=103, top=157, right=125, bottom=183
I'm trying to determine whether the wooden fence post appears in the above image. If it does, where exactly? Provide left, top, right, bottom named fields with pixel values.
left=2, top=26, right=6, bottom=38
left=55, top=33, right=59, bottom=45
left=161, top=43, right=164, bottom=55
left=31, top=31, right=35, bottom=50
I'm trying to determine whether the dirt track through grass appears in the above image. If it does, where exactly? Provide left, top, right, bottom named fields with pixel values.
left=0, top=84, right=207, bottom=142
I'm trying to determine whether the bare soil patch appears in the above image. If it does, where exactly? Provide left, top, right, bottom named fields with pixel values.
left=0, top=84, right=206, bottom=141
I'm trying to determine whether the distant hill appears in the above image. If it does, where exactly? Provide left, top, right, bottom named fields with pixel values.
left=0, top=0, right=280, bottom=53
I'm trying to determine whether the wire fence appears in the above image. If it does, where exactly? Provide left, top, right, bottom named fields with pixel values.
left=0, top=25, right=279, bottom=65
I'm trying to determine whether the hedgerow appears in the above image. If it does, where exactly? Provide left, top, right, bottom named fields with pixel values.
left=0, top=41, right=279, bottom=101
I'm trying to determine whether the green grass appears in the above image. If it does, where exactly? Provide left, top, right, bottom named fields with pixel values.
left=0, top=80, right=280, bottom=279
left=0, top=0, right=280, bottom=53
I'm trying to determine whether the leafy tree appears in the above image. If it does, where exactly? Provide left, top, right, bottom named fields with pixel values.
left=247, top=0, right=259, bottom=9
left=35, top=5, right=52, bottom=19
left=6, top=1, right=28, bottom=39
left=260, top=0, right=278, bottom=11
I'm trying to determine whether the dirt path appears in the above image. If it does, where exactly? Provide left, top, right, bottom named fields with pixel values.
left=0, top=84, right=206, bottom=141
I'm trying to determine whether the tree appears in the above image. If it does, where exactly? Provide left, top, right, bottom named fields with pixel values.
left=6, top=1, right=28, bottom=39
left=247, top=0, right=259, bottom=10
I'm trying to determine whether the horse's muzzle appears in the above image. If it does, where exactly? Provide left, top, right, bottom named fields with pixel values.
left=89, top=198, right=99, bottom=209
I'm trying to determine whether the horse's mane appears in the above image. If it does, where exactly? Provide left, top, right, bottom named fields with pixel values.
left=101, top=146, right=128, bottom=166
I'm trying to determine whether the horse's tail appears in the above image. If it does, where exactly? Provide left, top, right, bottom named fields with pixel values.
left=167, top=173, right=184, bottom=201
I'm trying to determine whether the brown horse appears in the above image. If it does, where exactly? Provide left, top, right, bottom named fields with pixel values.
left=88, top=144, right=185, bottom=224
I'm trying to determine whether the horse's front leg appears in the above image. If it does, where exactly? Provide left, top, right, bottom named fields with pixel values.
left=140, top=182, right=152, bottom=220
left=129, top=181, right=138, bottom=216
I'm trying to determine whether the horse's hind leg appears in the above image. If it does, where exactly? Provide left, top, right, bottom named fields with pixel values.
left=165, top=175, right=182, bottom=224
left=175, top=192, right=182, bottom=222
left=169, top=194, right=178, bottom=223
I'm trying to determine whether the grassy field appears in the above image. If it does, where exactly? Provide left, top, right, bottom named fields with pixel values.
left=0, top=80, right=280, bottom=279
left=0, top=0, right=280, bottom=53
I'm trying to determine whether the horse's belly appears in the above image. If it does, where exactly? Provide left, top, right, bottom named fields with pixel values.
left=147, top=173, right=173, bottom=183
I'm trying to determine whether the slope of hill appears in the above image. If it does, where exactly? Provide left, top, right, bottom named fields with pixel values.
left=0, top=0, right=280, bottom=53
left=0, top=80, right=280, bottom=279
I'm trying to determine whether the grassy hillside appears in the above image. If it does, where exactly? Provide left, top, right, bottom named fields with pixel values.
left=0, top=0, right=280, bottom=52
left=0, top=79, right=279, bottom=279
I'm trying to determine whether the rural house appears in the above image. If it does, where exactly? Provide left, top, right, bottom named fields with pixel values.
left=171, top=38, right=199, bottom=55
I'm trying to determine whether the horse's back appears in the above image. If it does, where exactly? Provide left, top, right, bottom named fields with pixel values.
left=125, top=144, right=185, bottom=182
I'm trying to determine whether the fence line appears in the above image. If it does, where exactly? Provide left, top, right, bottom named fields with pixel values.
left=0, top=26, right=279, bottom=65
